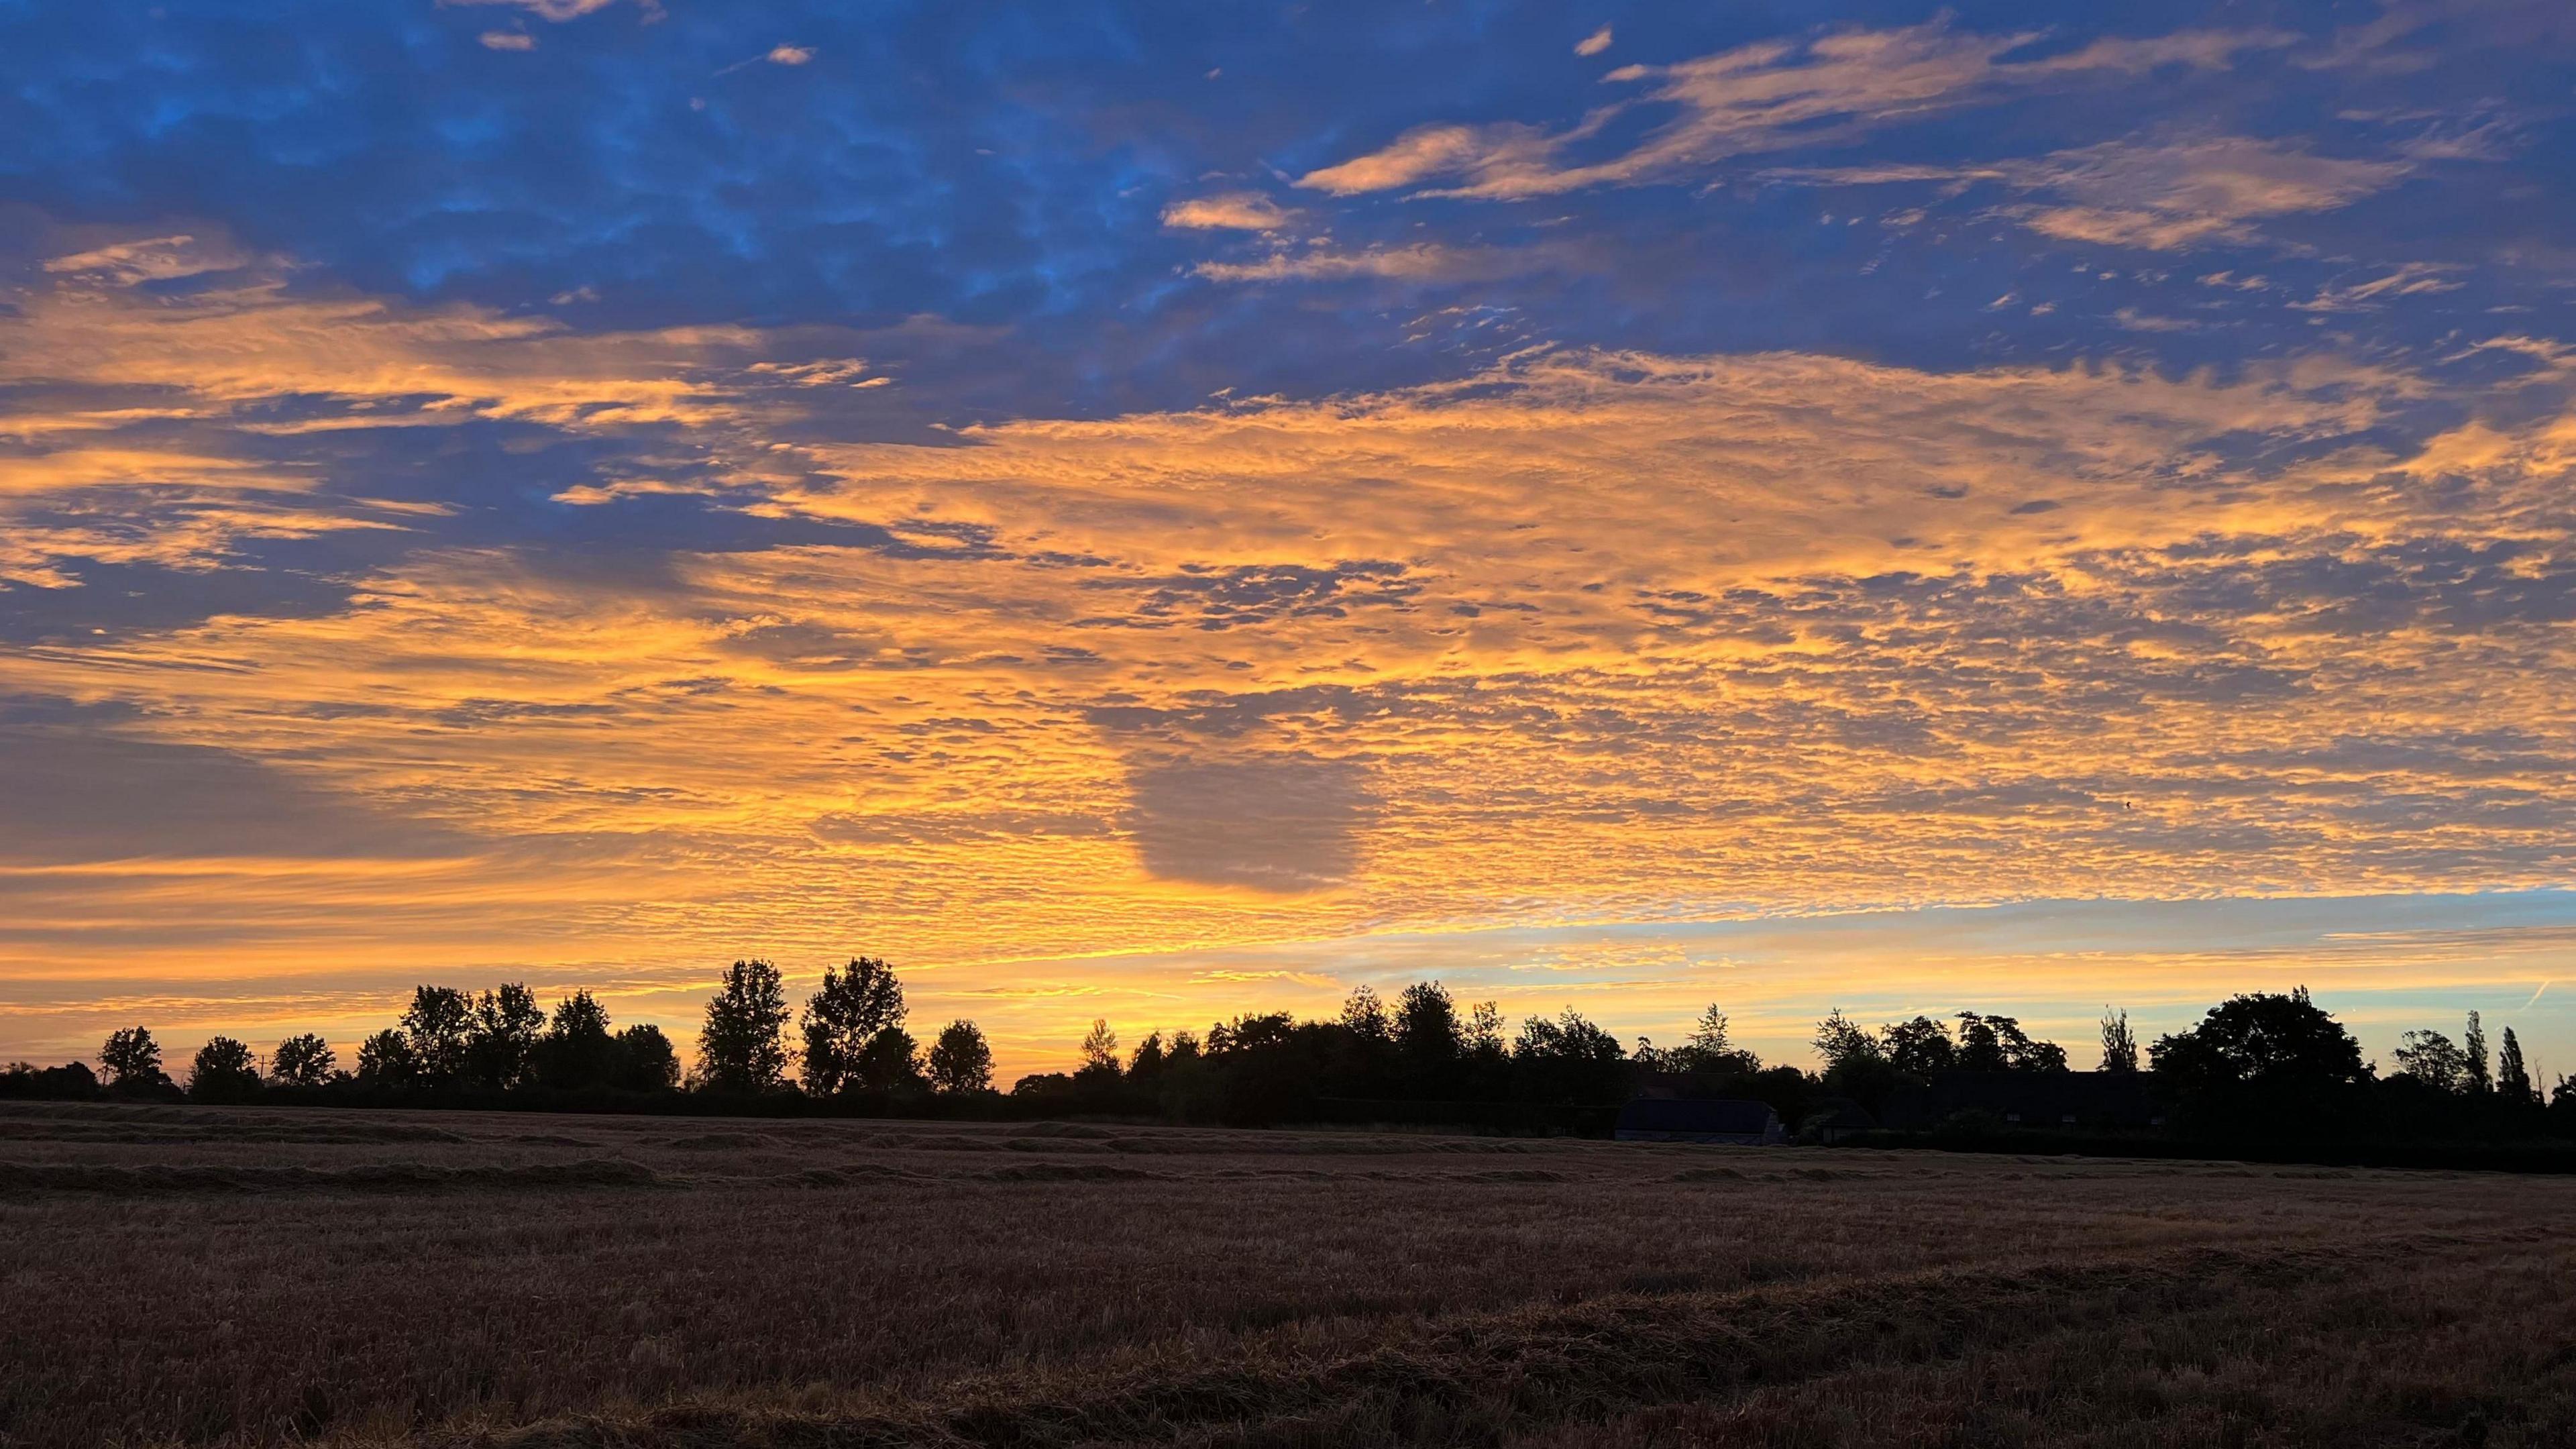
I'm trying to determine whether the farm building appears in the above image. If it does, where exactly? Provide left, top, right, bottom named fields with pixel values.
left=1880, top=1071, right=2164, bottom=1132
left=1613, top=1097, right=1786, bottom=1144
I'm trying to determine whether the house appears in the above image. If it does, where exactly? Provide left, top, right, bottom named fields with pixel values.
left=1880, top=1071, right=2164, bottom=1132
left=1614, top=1096, right=1786, bottom=1144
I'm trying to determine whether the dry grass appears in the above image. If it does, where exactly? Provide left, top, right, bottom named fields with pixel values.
left=4, top=1102, right=2573, bottom=1448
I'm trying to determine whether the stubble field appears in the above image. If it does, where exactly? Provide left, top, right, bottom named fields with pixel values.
left=3, top=1100, right=2573, bottom=1448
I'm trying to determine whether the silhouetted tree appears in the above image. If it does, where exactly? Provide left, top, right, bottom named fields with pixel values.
left=1953, top=1012, right=2066, bottom=1073
left=799, top=957, right=906, bottom=1095
left=2099, top=1008, right=2139, bottom=1073
left=1077, top=1018, right=1121, bottom=1080
left=1813, top=1010, right=1880, bottom=1070
left=1167, top=1027, right=1203, bottom=1067
left=0, top=1061, right=97, bottom=1100
left=1394, top=981, right=1462, bottom=1086
left=534, top=989, right=616, bottom=1090
left=854, top=1026, right=922, bottom=1094
left=2463, top=1011, right=2491, bottom=1094
left=695, top=959, right=790, bottom=1093
left=399, top=986, right=473, bottom=1084
left=189, top=1037, right=262, bottom=1102
left=926, top=1020, right=994, bottom=1094
left=2151, top=987, right=2369, bottom=1136
left=466, top=983, right=544, bottom=1089
left=2499, top=1027, right=2535, bottom=1106
left=269, top=1034, right=336, bottom=1087
left=2395, top=1030, right=2467, bottom=1092
left=1673, top=1004, right=1764, bottom=1076
left=1880, top=1015, right=1955, bottom=1077
left=1813, top=1009, right=1898, bottom=1109
left=99, top=1026, right=165, bottom=1092
left=1340, top=985, right=1391, bottom=1040
left=609, top=1024, right=680, bottom=1092
left=1128, top=1030, right=1168, bottom=1080
left=356, top=1028, right=417, bottom=1086
left=1511, top=1008, right=1627, bottom=1104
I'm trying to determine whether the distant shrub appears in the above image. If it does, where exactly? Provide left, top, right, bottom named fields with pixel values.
left=0, top=1061, right=99, bottom=1100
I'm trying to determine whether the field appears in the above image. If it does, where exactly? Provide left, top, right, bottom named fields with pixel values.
left=5, top=1103, right=2575, bottom=1447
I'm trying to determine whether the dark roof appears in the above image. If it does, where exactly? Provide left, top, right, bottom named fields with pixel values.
left=1616, top=1097, right=1777, bottom=1135
left=1882, top=1071, right=2162, bottom=1130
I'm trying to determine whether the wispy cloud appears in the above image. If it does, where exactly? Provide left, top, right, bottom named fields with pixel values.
left=447, top=0, right=621, bottom=21
left=1189, top=241, right=1552, bottom=284
left=2003, top=135, right=2409, bottom=250
left=2292, top=261, right=2468, bottom=311
left=1161, top=193, right=1296, bottom=233
left=1299, top=21, right=2290, bottom=199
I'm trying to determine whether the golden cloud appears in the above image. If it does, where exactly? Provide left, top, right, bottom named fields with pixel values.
left=11, top=249, right=2576, bottom=1071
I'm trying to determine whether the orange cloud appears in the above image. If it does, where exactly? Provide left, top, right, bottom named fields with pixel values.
left=13, top=246, right=2576, bottom=1075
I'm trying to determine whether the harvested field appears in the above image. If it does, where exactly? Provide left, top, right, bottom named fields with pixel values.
left=3, top=1102, right=2573, bottom=1446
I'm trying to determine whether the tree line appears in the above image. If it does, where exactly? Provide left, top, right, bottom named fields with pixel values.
left=9, top=960, right=2576, bottom=1150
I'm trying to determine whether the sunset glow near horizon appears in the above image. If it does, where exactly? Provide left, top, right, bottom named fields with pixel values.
left=9, top=0, right=2576, bottom=1081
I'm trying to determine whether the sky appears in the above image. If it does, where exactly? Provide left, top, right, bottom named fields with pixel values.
left=9, top=0, right=2576, bottom=1081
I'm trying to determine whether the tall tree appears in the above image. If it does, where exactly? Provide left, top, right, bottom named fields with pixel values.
left=1340, top=985, right=1392, bottom=1041
left=695, top=959, right=790, bottom=1093
left=189, top=1037, right=262, bottom=1102
left=466, top=983, right=544, bottom=1090
left=98, top=1026, right=164, bottom=1090
left=610, top=1024, right=681, bottom=1092
left=398, top=986, right=473, bottom=1083
left=535, top=989, right=616, bottom=1089
left=1955, top=1012, right=2065, bottom=1073
left=1128, top=1031, right=1169, bottom=1079
left=269, top=1034, right=336, bottom=1087
left=1812, top=1010, right=1882, bottom=1071
left=926, top=1020, right=994, bottom=1094
left=2463, top=1011, right=2492, bottom=1093
left=2150, top=987, right=2369, bottom=1135
left=1676, top=1004, right=1764, bottom=1075
left=1077, top=1018, right=1122, bottom=1079
left=1395, top=982, right=1461, bottom=1067
left=2499, top=1026, right=2535, bottom=1106
left=2099, top=1008, right=2139, bottom=1073
left=799, top=957, right=907, bottom=1095
left=1955, top=1011, right=2006, bottom=1071
left=1880, top=1015, right=1955, bottom=1077
left=1511, top=1008, right=1629, bottom=1104
left=2394, top=1030, right=2467, bottom=1092
left=356, top=1029, right=417, bottom=1085
left=854, top=1028, right=922, bottom=1093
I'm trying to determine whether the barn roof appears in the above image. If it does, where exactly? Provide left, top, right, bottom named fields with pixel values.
left=1616, top=1097, right=1777, bottom=1135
